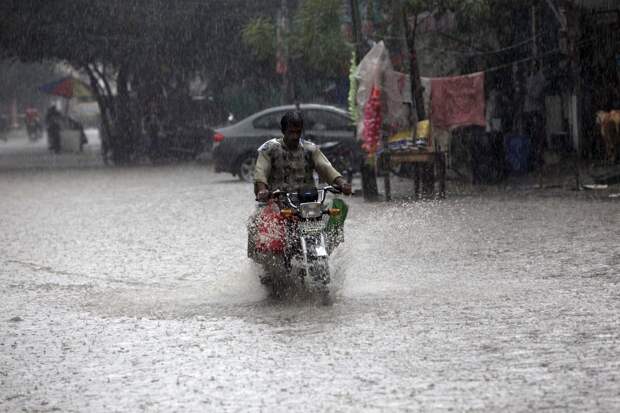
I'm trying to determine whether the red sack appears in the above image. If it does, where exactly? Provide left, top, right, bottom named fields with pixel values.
left=255, top=202, right=286, bottom=254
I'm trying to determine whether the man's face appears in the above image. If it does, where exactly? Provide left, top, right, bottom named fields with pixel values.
left=283, top=123, right=303, bottom=146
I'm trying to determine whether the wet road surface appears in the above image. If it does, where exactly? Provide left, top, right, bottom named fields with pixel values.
left=1, top=137, right=619, bottom=411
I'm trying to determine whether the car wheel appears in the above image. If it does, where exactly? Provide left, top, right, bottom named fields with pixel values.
left=238, top=153, right=257, bottom=182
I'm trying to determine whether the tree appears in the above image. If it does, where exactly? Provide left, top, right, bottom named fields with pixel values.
left=291, top=0, right=352, bottom=78
left=242, top=17, right=277, bottom=62
left=0, top=0, right=280, bottom=163
left=242, top=0, right=351, bottom=102
left=0, top=60, right=60, bottom=112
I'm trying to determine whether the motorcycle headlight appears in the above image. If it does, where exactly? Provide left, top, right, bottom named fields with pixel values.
left=299, top=202, right=322, bottom=219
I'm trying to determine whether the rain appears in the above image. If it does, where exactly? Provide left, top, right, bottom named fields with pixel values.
left=1, top=1, right=619, bottom=411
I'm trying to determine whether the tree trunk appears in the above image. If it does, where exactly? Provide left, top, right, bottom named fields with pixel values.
left=403, top=10, right=426, bottom=122
left=85, top=64, right=113, bottom=164
left=404, top=8, right=435, bottom=198
left=114, top=64, right=135, bottom=164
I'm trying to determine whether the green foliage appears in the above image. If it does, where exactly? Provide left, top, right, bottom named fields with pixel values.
left=0, top=0, right=284, bottom=162
left=241, top=0, right=352, bottom=78
left=0, top=0, right=281, bottom=87
left=401, top=0, right=535, bottom=60
left=404, top=0, right=488, bottom=15
left=242, top=17, right=277, bottom=61
left=290, top=0, right=352, bottom=77
left=402, top=0, right=534, bottom=33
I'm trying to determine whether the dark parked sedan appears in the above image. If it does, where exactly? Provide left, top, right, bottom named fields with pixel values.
left=212, top=104, right=360, bottom=182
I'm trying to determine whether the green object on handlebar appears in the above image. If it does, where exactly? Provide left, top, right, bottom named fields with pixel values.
left=325, top=198, right=348, bottom=231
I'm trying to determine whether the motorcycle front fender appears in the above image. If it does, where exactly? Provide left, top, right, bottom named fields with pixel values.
left=299, top=233, right=328, bottom=260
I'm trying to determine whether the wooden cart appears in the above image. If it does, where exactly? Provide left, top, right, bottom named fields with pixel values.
left=380, top=148, right=447, bottom=201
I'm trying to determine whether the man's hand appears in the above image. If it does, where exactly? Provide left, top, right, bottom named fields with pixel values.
left=255, top=182, right=270, bottom=201
left=256, top=189, right=270, bottom=202
left=333, top=177, right=352, bottom=195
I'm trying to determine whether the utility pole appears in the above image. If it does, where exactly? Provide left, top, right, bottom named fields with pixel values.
left=350, top=0, right=379, bottom=201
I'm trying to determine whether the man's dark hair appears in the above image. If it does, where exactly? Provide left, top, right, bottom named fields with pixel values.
left=280, top=111, right=304, bottom=133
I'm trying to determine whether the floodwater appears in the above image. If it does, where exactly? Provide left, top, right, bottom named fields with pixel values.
left=1, top=133, right=619, bottom=412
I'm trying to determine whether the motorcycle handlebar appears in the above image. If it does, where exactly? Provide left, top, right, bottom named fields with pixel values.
left=255, top=186, right=342, bottom=202
left=272, top=186, right=342, bottom=197
left=324, top=185, right=343, bottom=194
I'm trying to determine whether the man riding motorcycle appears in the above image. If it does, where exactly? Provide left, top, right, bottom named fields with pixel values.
left=248, top=110, right=352, bottom=279
left=253, top=111, right=352, bottom=200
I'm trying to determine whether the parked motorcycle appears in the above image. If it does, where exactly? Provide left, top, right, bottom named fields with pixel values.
left=249, top=185, right=347, bottom=303
left=317, top=140, right=361, bottom=183
left=26, top=118, right=43, bottom=142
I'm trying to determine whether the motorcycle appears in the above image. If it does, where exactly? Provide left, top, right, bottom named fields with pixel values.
left=316, top=140, right=361, bottom=183
left=26, top=118, right=43, bottom=142
left=249, top=185, right=347, bottom=303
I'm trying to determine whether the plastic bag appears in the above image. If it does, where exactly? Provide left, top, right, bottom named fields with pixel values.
left=354, top=41, right=411, bottom=140
left=325, top=198, right=348, bottom=232
left=324, top=198, right=348, bottom=253
left=355, top=41, right=391, bottom=142
left=255, top=202, right=286, bottom=254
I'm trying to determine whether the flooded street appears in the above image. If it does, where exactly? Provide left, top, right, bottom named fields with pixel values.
left=1, top=141, right=619, bottom=411
left=2, top=0, right=619, bottom=409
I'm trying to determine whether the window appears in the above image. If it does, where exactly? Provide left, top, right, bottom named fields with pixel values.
left=304, top=110, right=352, bottom=132
left=253, top=111, right=285, bottom=130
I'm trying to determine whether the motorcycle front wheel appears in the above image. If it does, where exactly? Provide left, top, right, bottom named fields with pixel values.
left=307, top=258, right=331, bottom=305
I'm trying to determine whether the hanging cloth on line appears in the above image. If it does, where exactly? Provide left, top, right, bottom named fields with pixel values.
left=429, top=71, right=486, bottom=129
